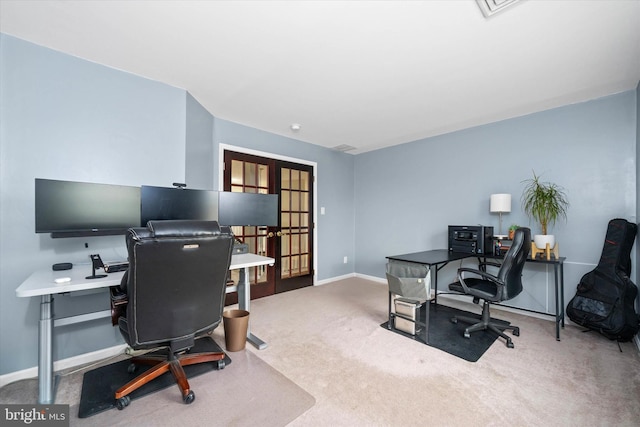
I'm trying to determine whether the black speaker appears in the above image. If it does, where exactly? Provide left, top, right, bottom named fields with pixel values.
left=52, top=262, right=72, bottom=271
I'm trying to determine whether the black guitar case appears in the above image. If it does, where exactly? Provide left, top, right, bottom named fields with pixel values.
left=566, top=218, right=640, bottom=341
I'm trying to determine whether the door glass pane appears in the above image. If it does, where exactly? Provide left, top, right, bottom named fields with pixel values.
left=291, top=255, right=300, bottom=273
left=301, top=213, right=308, bottom=227
left=282, top=168, right=290, bottom=190
left=291, top=213, right=300, bottom=227
left=281, top=212, right=290, bottom=228
left=301, top=171, right=309, bottom=191
left=245, top=163, right=256, bottom=187
left=282, top=257, right=290, bottom=279
left=301, top=233, right=308, bottom=252
left=257, top=235, right=267, bottom=256
left=301, top=254, right=309, bottom=274
left=281, top=235, right=290, bottom=256
left=258, top=164, right=268, bottom=188
left=291, top=234, right=300, bottom=254
left=291, top=170, right=300, bottom=190
left=281, top=190, right=290, bottom=211
left=301, top=192, right=308, bottom=211
left=292, top=191, right=300, bottom=211
left=245, top=237, right=256, bottom=254
left=231, top=160, right=243, bottom=185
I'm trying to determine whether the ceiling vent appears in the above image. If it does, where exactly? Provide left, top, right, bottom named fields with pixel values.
left=476, top=0, right=521, bottom=18
left=332, top=144, right=357, bottom=153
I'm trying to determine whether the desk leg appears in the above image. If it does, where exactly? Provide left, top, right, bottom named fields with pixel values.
left=559, top=263, right=565, bottom=328
left=238, top=267, right=267, bottom=350
left=431, top=265, right=438, bottom=306
left=554, top=264, right=561, bottom=341
left=38, top=295, right=56, bottom=404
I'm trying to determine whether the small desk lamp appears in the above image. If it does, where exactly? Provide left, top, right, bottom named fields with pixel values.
left=490, top=193, right=511, bottom=237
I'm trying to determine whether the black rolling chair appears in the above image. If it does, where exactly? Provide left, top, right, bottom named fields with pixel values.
left=110, top=220, right=234, bottom=409
left=448, top=227, right=531, bottom=348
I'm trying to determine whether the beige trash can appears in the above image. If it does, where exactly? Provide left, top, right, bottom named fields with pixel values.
left=223, top=309, right=250, bottom=351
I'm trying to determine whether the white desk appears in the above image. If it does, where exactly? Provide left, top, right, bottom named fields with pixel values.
left=16, top=252, right=274, bottom=404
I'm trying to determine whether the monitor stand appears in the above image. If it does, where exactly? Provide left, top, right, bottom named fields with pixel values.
left=86, top=254, right=108, bottom=279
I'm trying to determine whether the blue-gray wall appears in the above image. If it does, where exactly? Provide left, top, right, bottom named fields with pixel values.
left=1, top=31, right=638, bottom=377
left=355, top=91, right=638, bottom=316
left=185, top=92, right=215, bottom=190
left=0, top=34, right=355, bottom=376
left=637, top=81, right=640, bottom=297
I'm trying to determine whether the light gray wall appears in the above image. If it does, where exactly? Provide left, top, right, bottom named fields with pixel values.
left=354, top=91, right=637, bottom=315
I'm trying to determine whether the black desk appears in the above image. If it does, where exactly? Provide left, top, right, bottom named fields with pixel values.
left=386, top=250, right=566, bottom=340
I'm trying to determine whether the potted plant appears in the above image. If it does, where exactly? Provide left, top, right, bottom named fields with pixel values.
left=508, top=224, right=519, bottom=240
left=521, top=171, right=569, bottom=250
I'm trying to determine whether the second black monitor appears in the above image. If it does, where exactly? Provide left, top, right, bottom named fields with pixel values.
left=140, top=186, right=219, bottom=226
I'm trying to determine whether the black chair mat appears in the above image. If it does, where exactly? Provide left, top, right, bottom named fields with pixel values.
left=78, top=337, right=231, bottom=418
left=381, top=303, right=511, bottom=362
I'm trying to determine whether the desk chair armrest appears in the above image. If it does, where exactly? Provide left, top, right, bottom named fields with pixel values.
left=110, top=285, right=128, bottom=326
left=456, top=267, right=505, bottom=294
left=478, top=261, right=501, bottom=270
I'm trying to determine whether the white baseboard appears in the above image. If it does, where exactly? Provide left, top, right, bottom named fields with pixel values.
left=355, top=273, right=386, bottom=284
left=0, top=344, right=127, bottom=389
left=316, top=273, right=356, bottom=286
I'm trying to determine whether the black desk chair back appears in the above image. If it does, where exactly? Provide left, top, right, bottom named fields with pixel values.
left=110, top=220, right=234, bottom=409
left=448, top=227, right=531, bottom=348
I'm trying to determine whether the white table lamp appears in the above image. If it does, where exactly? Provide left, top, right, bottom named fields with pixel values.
left=490, top=193, right=511, bottom=237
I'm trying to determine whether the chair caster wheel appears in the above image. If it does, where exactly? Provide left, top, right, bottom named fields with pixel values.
left=463, top=330, right=470, bottom=339
left=217, top=359, right=226, bottom=370
left=513, top=327, right=520, bottom=336
left=127, top=363, right=137, bottom=374
left=451, top=317, right=458, bottom=324
left=506, top=340, right=514, bottom=349
left=116, top=395, right=131, bottom=410
left=183, top=390, right=195, bottom=404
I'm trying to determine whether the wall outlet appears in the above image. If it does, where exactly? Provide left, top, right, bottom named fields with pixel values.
left=343, top=256, right=348, bottom=264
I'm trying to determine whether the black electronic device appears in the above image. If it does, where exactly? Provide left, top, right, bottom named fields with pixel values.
left=86, top=254, right=107, bottom=279
left=140, top=185, right=219, bottom=226
left=218, top=192, right=279, bottom=226
left=448, top=225, right=494, bottom=255
left=52, top=262, right=72, bottom=271
left=35, top=178, right=141, bottom=238
left=104, top=261, right=129, bottom=273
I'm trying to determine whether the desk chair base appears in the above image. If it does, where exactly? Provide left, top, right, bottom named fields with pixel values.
left=114, top=350, right=226, bottom=409
left=451, top=301, right=519, bottom=348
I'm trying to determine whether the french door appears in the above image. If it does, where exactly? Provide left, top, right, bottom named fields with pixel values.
left=223, top=150, right=314, bottom=302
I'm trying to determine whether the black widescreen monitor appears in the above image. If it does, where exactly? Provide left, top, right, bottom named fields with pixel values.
left=140, top=185, right=219, bottom=226
left=217, top=192, right=278, bottom=226
left=35, top=178, right=141, bottom=238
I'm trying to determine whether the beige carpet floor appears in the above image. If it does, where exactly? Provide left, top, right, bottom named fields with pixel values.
left=2, top=276, right=640, bottom=426
left=245, top=277, right=640, bottom=426
left=0, top=338, right=315, bottom=426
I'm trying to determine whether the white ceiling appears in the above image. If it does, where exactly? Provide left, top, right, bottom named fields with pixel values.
left=1, top=1, right=639, bottom=154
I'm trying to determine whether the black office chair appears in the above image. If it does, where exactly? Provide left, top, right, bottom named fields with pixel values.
left=448, top=227, right=531, bottom=348
left=110, top=220, right=234, bottom=409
